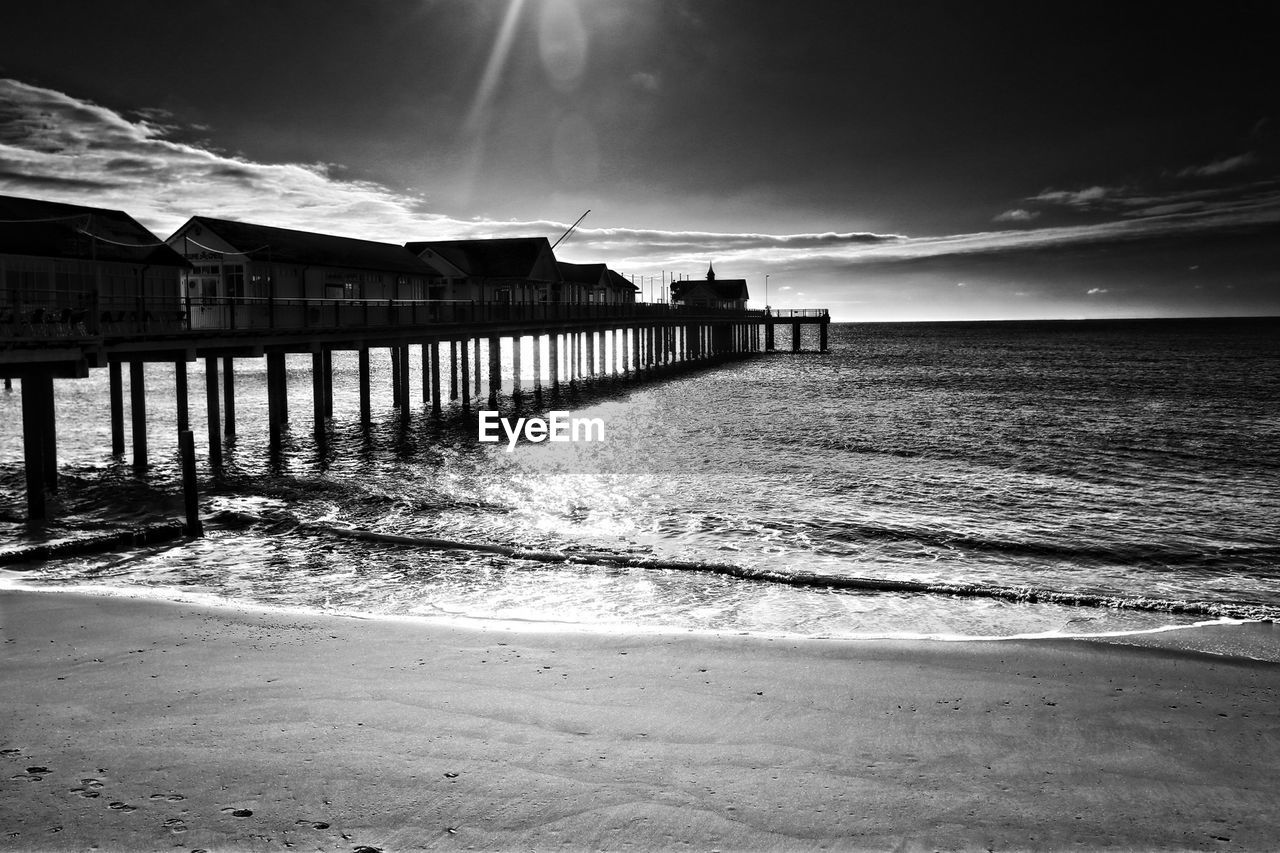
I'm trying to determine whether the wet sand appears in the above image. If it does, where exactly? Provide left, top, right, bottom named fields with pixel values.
left=1, top=589, right=1277, bottom=852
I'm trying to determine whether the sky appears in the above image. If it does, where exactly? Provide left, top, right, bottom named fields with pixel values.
left=1, top=0, right=1277, bottom=321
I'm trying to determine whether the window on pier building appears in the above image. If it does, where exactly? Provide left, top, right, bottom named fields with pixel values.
left=224, top=265, right=245, bottom=299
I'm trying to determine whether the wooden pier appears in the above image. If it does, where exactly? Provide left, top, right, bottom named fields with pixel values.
left=3, top=299, right=831, bottom=523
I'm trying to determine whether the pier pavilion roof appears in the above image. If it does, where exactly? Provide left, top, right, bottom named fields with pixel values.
left=405, top=238, right=561, bottom=282
left=0, top=194, right=188, bottom=267
left=606, top=269, right=640, bottom=294
left=173, top=217, right=430, bottom=274
left=556, top=261, right=609, bottom=286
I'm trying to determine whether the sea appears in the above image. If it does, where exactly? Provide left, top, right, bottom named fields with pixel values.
left=3, top=318, right=1279, bottom=659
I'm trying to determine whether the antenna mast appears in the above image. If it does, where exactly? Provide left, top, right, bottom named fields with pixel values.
left=552, top=209, right=590, bottom=250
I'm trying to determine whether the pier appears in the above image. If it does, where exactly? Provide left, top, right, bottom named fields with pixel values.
left=2, top=193, right=830, bottom=525
left=2, top=297, right=830, bottom=523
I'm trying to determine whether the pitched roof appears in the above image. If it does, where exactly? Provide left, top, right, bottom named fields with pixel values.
left=671, top=279, right=750, bottom=301
left=556, top=261, right=608, bottom=285
left=0, top=194, right=188, bottom=267
left=606, top=269, right=640, bottom=291
left=180, top=216, right=430, bottom=274
left=405, top=238, right=559, bottom=280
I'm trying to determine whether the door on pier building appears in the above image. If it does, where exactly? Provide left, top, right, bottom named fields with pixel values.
left=187, top=263, right=244, bottom=329
left=187, top=264, right=224, bottom=329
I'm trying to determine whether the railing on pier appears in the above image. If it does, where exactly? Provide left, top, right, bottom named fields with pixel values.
left=767, top=309, right=830, bottom=318
left=2, top=291, right=773, bottom=343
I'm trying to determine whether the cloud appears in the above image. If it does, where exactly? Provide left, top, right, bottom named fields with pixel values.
left=1087, top=288, right=1108, bottom=295
left=0, top=78, right=480, bottom=241
left=1178, top=152, right=1257, bottom=178
left=1030, top=185, right=1115, bottom=208
left=3, top=77, right=1279, bottom=288
left=993, top=208, right=1039, bottom=223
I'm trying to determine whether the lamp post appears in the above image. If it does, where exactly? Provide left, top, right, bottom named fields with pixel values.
left=765, top=274, right=770, bottom=309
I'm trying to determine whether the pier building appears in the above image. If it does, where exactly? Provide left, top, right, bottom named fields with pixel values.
left=406, top=237, right=561, bottom=305
left=671, top=263, right=750, bottom=310
left=556, top=262, right=639, bottom=305
left=167, top=217, right=434, bottom=330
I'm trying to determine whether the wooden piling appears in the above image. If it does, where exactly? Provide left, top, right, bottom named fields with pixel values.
left=549, top=333, right=560, bottom=393
left=21, top=375, right=46, bottom=520
left=175, top=360, right=189, bottom=434
left=488, top=335, right=501, bottom=406
left=792, top=321, right=801, bottom=352
left=459, top=340, right=471, bottom=412
left=398, top=344, right=410, bottom=420
left=179, top=429, right=202, bottom=537
left=204, top=356, right=222, bottom=469
left=429, top=341, right=442, bottom=417
left=390, top=345, right=401, bottom=406
left=109, top=361, right=124, bottom=456
left=222, top=356, right=236, bottom=438
left=312, top=350, right=327, bottom=445
left=421, top=342, right=430, bottom=404
left=129, top=361, right=147, bottom=472
left=358, top=346, right=371, bottom=427
left=449, top=340, right=459, bottom=400
left=512, top=335, right=523, bottom=393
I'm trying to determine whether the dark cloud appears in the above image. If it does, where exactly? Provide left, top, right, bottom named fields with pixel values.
left=0, top=168, right=116, bottom=191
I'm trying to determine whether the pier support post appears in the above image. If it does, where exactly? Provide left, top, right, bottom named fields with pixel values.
left=398, top=344, right=411, bottom=420
left=266, top=352, right=286, bottom=451
left=109, top=361, right=124, bottom=457
left=129, top=361, right=147, bottom=472
left=390, top=346, right=401, bottom=406
left=449, top=341, right=458, bottom=400
left=429, top=341, right=442, bottom=417
left=21, top=374, right=48, bottom=520
left=586, top=331, right=595, bottom=378
left=549, top=333, right=560, bottom=393
left=488, top=335, right=501, bottom=407
left=222, top=357, right=236, bottom=438
left=820, top=321, right=828, bottom=352
left=459, top=339, right=471, bottom=412
left=180, top=429, right=202, bottom=537
left=358, top=346, right=371, bottom=427
left=175, top=360, right=189, bottom=434
left=312, top=350, right=327, bottom=446
left=512, top=335, right=523, bottom=396
left=421, top=343, right=430, bottom=404
left=204, top=357, right=222, bottom=469
left=323, top=350, right=334, bottom=417
left=792, top=321, right=801, bottom=352
left=473, top=338, right=482, bottom=398
left=765, top=321, right=775, bottom=351
left=532, top=334, right=543, bottom=399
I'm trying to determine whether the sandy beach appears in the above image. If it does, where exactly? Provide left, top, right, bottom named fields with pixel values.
left=1, top=589, right=1277, bottom=852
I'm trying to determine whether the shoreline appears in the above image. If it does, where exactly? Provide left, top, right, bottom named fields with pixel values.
left=2, top=588, right=1278, bottom=851
left=6, top=575, right=1280, bottom=661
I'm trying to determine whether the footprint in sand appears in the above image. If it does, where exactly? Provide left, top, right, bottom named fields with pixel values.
left=150, top=793, right=186, bottom=802
left=162, top=818, right=187, bottom=834
left=221, top=807, right=253, bottom=818
left=70, top=778, right=104, bottom=798
left=107, top=802, right=137, bottom=813
left=0, top=748, right=22, bottom=757
left=294, top=820, right=330, bottom=830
